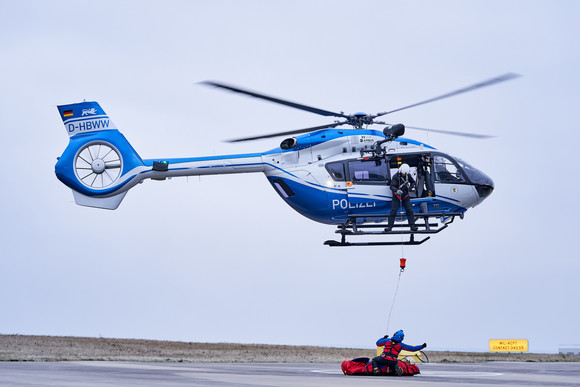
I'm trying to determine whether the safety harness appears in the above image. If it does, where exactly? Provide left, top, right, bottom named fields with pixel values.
left=381, top=341, right=403, bottom=359
left=395, top=173, right=410, bottom=200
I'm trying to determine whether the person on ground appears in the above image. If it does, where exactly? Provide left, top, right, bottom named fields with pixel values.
left=372, top=330, right=426, bottom=376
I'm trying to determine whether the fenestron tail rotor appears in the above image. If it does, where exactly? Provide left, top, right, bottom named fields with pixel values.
left=201, top=73, right=520, bottom=142
left=74, top=142, right=122, bottom=189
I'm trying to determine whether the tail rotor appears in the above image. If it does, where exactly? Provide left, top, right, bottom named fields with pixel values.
left=56, top=101, right=146, bottom=210
left=74, top=141, right=123, bottom=189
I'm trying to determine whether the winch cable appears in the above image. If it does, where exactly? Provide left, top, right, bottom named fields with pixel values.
left=385, top=258, right=406, bottom=335
left=386, top=175, right=408, bottom=334
left=399, top=195, right=405, bottom=246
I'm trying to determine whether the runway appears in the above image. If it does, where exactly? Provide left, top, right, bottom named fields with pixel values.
left=0, top=361, right=578, bottom=386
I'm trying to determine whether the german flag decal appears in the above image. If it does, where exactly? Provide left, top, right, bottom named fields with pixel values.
left=63, top=110, right=73, bottom=117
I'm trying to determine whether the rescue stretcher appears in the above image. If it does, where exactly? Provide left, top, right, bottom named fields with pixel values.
left=341, top=348, right=428, bottom=377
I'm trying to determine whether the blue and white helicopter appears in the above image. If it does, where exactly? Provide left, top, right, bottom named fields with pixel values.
left=54, top=74, right=517, bottom=246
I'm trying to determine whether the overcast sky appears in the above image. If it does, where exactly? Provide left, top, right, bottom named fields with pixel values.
left=1, top=0, right=579, bottom=353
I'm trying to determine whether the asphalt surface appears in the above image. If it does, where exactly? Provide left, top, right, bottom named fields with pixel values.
left=0, top=361, right=578, bottom=386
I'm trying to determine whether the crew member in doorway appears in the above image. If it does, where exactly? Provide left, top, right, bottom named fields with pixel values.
left=386, top=163, right=418, bottom=231
left=372, top=330, right=426, bottom=375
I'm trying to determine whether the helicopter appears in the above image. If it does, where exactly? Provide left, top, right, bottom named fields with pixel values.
left=54, top=73, right=518, bottom=246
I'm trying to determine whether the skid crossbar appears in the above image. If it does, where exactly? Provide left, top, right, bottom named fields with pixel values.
left=324, top=212, right=463, bottom=247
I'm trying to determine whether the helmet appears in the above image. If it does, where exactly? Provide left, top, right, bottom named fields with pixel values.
left=399, top=164, right=410, bottom=174
left=392, top=330, right=405, bottom=343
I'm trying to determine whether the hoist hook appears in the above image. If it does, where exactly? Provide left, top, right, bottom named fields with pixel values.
left=400, top=258, right=406, bottom=272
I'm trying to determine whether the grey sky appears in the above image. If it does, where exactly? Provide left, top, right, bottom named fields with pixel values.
left=1, top=0, right=579, bottom=353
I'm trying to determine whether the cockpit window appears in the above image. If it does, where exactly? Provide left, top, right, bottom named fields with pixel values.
left=325, top=161, right=346, bottom=181
left=348, top=159, right=389, bottom=184
left=454, top=157, right=494, bottom=186
left=433, top=155, right=466, bottom=183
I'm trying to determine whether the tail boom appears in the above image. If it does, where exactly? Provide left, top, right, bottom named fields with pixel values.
left=55, top=101, right=266, bottom=210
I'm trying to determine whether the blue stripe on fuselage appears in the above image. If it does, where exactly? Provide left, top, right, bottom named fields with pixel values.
left=266, top=175, right=466, bottom=225
left=142, top=152, right=263, bottom=166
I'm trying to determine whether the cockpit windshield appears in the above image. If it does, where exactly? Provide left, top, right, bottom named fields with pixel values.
left=432, top=153, right=494, bottom=187
left=454, top=157, right=494, bottom=187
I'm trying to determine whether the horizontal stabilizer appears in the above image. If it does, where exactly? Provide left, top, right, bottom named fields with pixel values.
left=72, top=190, right=127, bottom=210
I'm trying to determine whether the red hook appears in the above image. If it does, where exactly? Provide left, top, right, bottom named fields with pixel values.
left=400, top=258, right=406, bottom=271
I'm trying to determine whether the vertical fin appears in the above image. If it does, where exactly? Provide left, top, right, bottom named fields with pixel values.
left=57, top=101, right=118, bottom=137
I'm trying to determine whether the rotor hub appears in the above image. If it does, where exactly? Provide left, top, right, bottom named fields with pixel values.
left=347, top=112, right=374, bottom=128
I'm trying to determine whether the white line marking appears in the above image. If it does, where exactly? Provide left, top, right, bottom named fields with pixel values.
left=421, top=370, right=503, bottom=377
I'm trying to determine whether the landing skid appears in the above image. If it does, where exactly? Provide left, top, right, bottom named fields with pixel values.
left=324, top=212, right=463, bottom=247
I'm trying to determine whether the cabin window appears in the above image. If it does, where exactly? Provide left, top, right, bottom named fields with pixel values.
left=325, top=162, right=346, bottom=181
left=348, top=159, right=389, bottom=184
left=433, top=155, right=466, bottom=183
left=273, top=178, right=295, bottom=198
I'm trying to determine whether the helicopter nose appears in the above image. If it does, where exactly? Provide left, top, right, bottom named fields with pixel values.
left=475, top=184, right=494, bottom=199
left=464, top=165, right=494, bottom=199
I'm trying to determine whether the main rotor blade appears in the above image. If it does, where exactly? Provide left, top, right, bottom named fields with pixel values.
left=225, top=122, right=345, bottom=143
left=404, top=125, right=495, bottom=139
left=201, top=81, right=349, bottom=118
left=375, top=73, right=520, bottom=117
